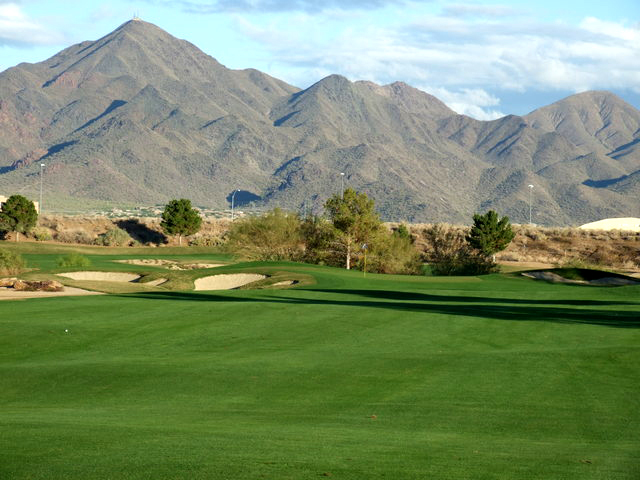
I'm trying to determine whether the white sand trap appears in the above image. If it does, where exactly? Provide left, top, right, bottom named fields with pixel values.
left=0, top=287, right=103, bottom=301
left=116, top=259, right=175, bottom=266
left=116, top=259, right=224, bottom=270
left=144, top=278, right=168, bottom=286
left=58, top=271, right=141, bottom=282
left=194, top=274, right=266, bottom=291
left=168, top=263, right=224, bottom=270
left=579, top=217, right=640, bottom=232
left=273, top=280, right=296, bottom=287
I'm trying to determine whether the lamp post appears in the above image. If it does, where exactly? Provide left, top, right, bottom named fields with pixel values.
left=528, top=184, right=534, bottom=225
left=39, top=163, right=45, bottom=214
left=231, top=189, right=240, bottom=221
left=340, top=172, right=345, bottom=199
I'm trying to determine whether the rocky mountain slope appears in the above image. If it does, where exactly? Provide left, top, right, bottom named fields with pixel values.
left=0, top=19, right=638, bottom=225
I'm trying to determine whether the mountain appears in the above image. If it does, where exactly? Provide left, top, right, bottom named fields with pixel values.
left=0, top=19, right=638, bottom=225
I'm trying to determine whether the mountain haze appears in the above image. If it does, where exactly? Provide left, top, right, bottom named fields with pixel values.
left=0, top=19, right=638, bottom=225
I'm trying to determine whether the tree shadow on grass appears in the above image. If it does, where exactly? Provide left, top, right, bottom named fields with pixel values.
left=119, top=288, right=640, bottom=329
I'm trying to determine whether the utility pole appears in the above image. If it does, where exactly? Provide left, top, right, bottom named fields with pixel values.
left=528, top=184, right=534, bottom=225
left=39, top=163, right=45, bottom=214
left=231, top=189, right=240, bottom=221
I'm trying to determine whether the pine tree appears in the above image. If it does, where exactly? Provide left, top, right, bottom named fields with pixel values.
left=160, top=199, right=202, bottom=246
left=466, top=210, right=515, bottom=260
left=0, top=195, right=38, bottom=242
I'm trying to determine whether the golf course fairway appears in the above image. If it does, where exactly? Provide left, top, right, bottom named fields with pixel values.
left=1, top=258, right=639, bottom=479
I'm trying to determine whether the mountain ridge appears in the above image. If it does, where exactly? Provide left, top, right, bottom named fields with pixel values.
left=0, top=19, right=638, bottom=225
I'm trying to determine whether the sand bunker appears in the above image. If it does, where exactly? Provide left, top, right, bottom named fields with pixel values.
left=116, top=259, right=224, bottom=270
left=272, top=280, right=297, bottom=287
left=144, top=278, right=168, bottom=287
left=194, top=274, right=267, bottom=291
left=0, top=287, right=103, bottom=300
left=58, top=272, right=141, bottom=282
left=522, top=271, right=639, bottom=286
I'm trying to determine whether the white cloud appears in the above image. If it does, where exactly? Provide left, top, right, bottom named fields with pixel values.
left=442, top=3, right=520, bottom=18
left=420, top=86, right=506, bottom=120
left=235, top=11, right=640, bottom=115
left=0, top=3, right=64, bottom=46
left=580, top=17, right=640, bottom=42
left=148, top=0, right=421, bottom=14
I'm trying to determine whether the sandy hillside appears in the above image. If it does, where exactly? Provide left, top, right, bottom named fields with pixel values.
left=579, top=218, right=640, bottom=232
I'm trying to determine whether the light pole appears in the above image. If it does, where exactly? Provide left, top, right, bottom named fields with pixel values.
left=39, top=163, right=45, bottom=214
left=528, top=184, right=534, bottom=225
left=231, top=189, right=240, bottom=221
left=340, top=172, right=345, bottom=199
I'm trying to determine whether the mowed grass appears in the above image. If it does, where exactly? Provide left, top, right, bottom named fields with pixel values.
left=1, top=248, right=639, bottom=479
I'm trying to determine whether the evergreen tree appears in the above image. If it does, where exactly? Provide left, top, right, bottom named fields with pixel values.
left=466, top=210, right=515, bottom=260
left=0, top=195, right=38, bottom=242
left=324, top=188, right=382, bottom=269
left=160, top=199, right=202, bottom=246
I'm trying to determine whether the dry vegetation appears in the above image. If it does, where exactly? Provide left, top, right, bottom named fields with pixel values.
left=15, top=215, right=640, bottom=273
left=30, top=215, right=231, bottom=247
left=398, top=223, right=640, bottom=273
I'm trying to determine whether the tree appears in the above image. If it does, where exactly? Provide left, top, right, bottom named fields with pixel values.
left=160, top=199, right=202, bottom=246
left=324, top=188, right=382, bottom=269
left=466, top=210, right=515, bottom=261
left=0, top=195, right=38, bottom=242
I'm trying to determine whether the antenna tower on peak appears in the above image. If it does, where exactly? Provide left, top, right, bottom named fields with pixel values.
left=133, top=12, right=141, bottom=21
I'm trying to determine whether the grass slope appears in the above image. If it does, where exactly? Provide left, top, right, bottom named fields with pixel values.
left=1, top=252, right=639, bottom=479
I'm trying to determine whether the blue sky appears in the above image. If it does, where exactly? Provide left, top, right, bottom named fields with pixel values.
left=1, top=0, right=638, bottom=119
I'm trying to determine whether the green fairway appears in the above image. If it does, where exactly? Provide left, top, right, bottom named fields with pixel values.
left=1, top=248, right=639, bottom=479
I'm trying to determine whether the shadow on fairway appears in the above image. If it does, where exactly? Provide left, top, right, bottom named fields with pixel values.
left=119, top=289, right=640, bottom=329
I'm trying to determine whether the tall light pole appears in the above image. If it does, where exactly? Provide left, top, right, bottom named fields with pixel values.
left=39, top=163, right=45, bottom=214
left=340, top=172, right=345, bottom=199
left=528, top=184, right=534, bottom=225
left=231, top=189, right=240, bottom=221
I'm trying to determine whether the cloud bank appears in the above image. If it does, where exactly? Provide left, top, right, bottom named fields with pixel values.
left=234, top=8, right=640, bottom=118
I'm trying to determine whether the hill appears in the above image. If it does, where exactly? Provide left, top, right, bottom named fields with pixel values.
left=0, top=19, right=638, bottom=224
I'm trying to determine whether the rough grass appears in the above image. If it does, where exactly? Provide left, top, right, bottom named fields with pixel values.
left=0, top=243, right=639, bottom=479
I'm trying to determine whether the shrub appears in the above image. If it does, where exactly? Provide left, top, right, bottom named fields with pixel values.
left=423, top=224, right=497, bottom=275
left=56, top=229, right=94, bottom=245
left=96, top=227, right=132, bottom=246
left=189, top=233, right=226, bottom=247
left=226, top=208, right=304, bottom=261
left=32, top=227, right=52, bottom=241
left=301, top=215, right=341, bottom=266
left=56, top=253, right=91, bottom=268
left=361, top=230, right=422, bottom=274
left=0, top=249, right=26, bottom=275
